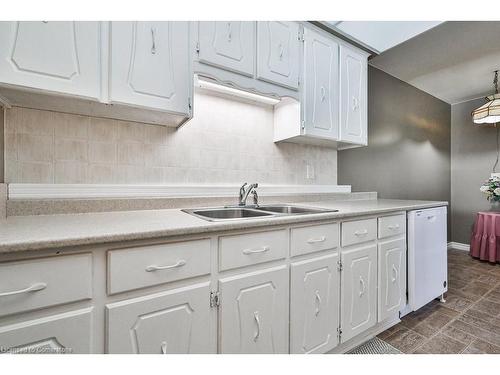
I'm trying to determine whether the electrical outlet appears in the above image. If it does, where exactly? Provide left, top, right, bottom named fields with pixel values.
left=306, top=164, right=315, bottom=180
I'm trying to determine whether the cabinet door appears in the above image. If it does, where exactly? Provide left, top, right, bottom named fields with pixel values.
left=198, top=21, right=255, bottom=77
left=0, top=21, right=101, bottom=99
left=302, top=28, right=339, bottom=140
left=106, top=282, right=214, bottom=354
left=378, top=238, right=406, bottom=322
left=110, top=21, right=191, bottom=115
left=0, top=308, right=93, bottom=354
left=256, top=21, right=300, bottom=89
left=341, top=244, right=377, bottom=342
left=219, top=265, right=288, bottom=353
left=339, top=45, right=368, bottom=145
left=290, top=253, right=340, bottom=354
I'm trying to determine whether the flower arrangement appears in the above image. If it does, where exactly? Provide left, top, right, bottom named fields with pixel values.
left=480, top=175, right=500, bottom=202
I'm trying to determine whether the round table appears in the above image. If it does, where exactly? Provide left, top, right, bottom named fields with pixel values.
left=470, top=211, right=500, bottom=263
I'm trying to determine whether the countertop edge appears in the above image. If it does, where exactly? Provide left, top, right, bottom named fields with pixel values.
left=0, top=200, right=448, bottom=254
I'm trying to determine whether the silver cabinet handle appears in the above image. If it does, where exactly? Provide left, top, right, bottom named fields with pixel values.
left=388, top=224, right=400, bottom=230
left=151, top=27, right=156, bottom=54
left=391, top=265, right=398, bottom=283
left=227, top=22, right=232, bottom=42
left=161, top=341, right=168, bottom=354
left=278, top=43, right=284, bottom=60
left=253, top=311, right=260, bottom=342
left=354, top=229, right=368, bottom=236
left=359, top=276, right=366, bottom=297
left=320, top=86, right=326, bottom=102
left=145, top=260, right=186, bottom=272
left=0, top=282, right=47, bottom=297
left=307, top=236, right=326, bottom=244
left=242, top=246, right=269, bottom=255
left=315, top=290, right=322, bottom=316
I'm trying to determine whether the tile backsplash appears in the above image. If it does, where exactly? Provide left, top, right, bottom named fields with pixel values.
left=4, top=91, right=337, bottom=185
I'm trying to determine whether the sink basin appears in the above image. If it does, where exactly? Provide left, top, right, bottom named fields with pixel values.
left=182, top=207, right=274, bottom=221
left=256, top=205, right=338, bottom=215
left=182, top=204, right=338, bottom=222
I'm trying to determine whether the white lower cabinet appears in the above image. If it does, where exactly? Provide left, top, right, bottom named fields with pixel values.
left=290, top=253, right=340, bottom=354
left=106, top=282, right=214, bottom=354
left=378, top=237, right=406, bottom=322
left=0, top=308, right=93, bottom=354
left=219, top=265, right=289, bottom=353
left=340, top=244, right=377, bottom=342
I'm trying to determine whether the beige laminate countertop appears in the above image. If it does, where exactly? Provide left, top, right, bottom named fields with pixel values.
left=0, top=199, right=448, bottom=254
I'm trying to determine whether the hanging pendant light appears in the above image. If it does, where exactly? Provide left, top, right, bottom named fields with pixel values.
left=472, top=70, right=500, bottom=124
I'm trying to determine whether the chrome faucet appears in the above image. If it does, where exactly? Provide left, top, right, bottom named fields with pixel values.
left=238, top=182, right=258, bottom=206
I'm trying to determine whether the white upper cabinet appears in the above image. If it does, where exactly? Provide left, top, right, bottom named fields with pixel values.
left=341, top=244, right=377, bottom=342
left=219, top=266, right=288, bottom=354
left=197, top=21, right=255, bottom=77
left=302, top=27, right=340, bottom=140
left=109, top=21, right=191, bottom=115
left=256, top=21, right=300, bottom=90
left=290, top=253, right=340, bottom=354
left=0, top=21, right=101, bottom=99
left=339, top=44, right=368, bottom=145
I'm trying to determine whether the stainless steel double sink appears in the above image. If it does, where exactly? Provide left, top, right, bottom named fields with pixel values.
left=182, top=204, right=338, bottom=222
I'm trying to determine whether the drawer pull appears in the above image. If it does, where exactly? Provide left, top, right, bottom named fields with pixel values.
left=145, top=260, right=186, bottom=272
left=354, top=230, right=368, bottom=236
left=307, top=236, right=326, bottom=244
left=315, top=290, right=322, bottom=316
left=388, top=224, right=400, bottom=230
left=0, top=282, right=47, bottom=297
left=253, top=311, right=261, bottom=342
left=242, top=246, right=270, bottom=255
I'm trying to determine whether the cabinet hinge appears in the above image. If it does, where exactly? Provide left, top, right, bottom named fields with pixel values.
left=195, top=42, right=200, bottom=54
left=337, top=327, right=342, bottom=340
left=188, top=97, right=192, bottom=111
left=298, top=29, right=304, bottom=42
left=337, top=260, right=343, bottom=272
left=301, top=120, right=305, bottom=131
left=210, top=291, right=220, bottom=308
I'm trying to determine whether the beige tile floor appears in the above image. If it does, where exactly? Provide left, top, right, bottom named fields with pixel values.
left=378, top=249, right=500, bottom=354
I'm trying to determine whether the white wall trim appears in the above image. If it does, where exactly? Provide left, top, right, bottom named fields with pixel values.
left=8, top=183, right=352, bottom=200
left=448, top=241, right=470, bottom=252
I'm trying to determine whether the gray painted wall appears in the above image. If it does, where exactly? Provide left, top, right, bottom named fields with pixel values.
left=451, top=98, right=500, bottom=244
left=338, top=66, right=451, bottom=235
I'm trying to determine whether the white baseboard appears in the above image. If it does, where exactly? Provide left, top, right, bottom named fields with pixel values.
left=448, top=241, right=470, bottom=251
left=8, top=183, right=352, bottom=200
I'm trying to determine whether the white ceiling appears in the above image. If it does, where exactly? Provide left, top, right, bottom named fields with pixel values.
left=327, top=21, right=442, bottom=53
left=369, top=21, right=500, bottom=105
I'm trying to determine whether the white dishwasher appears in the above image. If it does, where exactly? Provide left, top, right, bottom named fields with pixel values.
left=407, top=206, right=448, bottom=312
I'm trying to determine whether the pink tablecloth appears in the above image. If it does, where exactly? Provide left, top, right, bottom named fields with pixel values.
left=470, top=212, right=500, bottom=263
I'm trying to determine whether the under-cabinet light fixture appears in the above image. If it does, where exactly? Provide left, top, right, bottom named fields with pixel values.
left=194, top=75, right=281, bottom=106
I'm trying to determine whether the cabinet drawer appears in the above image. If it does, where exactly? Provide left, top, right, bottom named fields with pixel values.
left=107, top=239, right=211, bottom=295
left=378, top=214, right=406, bottom=239
left=219, top=230, right=288, bottom=271
left=290, top=223, right=339, bottom=257
left=341, top=218, right=377, bottom=247
left=0, top=254, right=92, bottom=317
